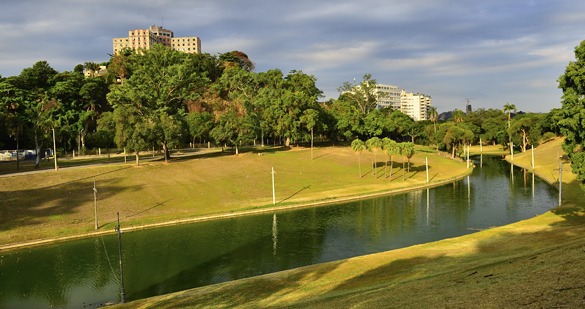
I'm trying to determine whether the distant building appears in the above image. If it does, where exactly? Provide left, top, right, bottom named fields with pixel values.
left=465, top=99, right=472, bottom=115
left=374, top=84, right=402, bottom=110
left=400, top=90, right=432, bottom=121
left=112, top=25, right=201, bottom=55
left=83, top=65, right=107, bottom=78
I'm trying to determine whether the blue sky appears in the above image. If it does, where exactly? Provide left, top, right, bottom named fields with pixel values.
left=1, top=0, right=584, bottom=113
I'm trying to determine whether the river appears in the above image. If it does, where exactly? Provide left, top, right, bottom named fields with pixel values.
left=0, top=156, right=558, bottom=308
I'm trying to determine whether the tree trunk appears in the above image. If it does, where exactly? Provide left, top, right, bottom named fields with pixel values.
left=235, top=144, right=239, bottom=155
left=162, top=142, right=170, bottom=163
left=34, top=130, right=43, bottom=169
left=135, top=151, right=140, bottom=166
left=389, top=156, right=393, bottom=180
left=357, top=154, right=362, bottom=178
left=15, top=133, right=20, bottom=171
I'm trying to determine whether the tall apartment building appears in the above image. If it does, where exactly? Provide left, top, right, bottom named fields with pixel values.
left=400, top=90, right=432, bottom=121
left=112, top=25, right=201, bottom=54
left=374, top=84, right=401, bottom=110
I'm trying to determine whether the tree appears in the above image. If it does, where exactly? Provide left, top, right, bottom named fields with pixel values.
left=16, top=61, right=59, bottom=167
left=443, top=125, right=469, bottom=159
left=381, top=137, right=394, bottom=178
left=387, top=109, right=415, bottom=142
left=219, top=51, right=255, bottom=72
left=402, top=142, right=416, bottom=173
left=300, top=108, right=319, bottom=159
left=452, top=109, right=465, bottom=123
left=351, top=139, right=366, bottom=178
left=0, top=78, right=28, bottom=170
left=428, top=106, right=438, bottom=133
left=385, top=138, right=401, bottom=180
left=210, top=66, right=258, bottom=154
left=558, top=38, right=585, bottom=188
left=107, top=44, right=207, bottom=162
left=366, top=137, right=382, bottom=178
left=509, top=114, right=543, bottom=153
left=503, top=103, right=517, bottom=129
left=337, top=74, right=379, bottom=115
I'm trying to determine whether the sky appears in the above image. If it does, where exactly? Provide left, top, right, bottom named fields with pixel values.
left=1, top=0, right=585, bottom=113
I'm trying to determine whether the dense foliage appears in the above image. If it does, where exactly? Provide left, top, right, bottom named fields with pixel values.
left=0, top=43, right=562, bottom=170
left=558, top=39, right=585, bottom=187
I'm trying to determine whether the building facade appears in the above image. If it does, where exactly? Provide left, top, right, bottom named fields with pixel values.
left=400, top=90, right=432, bottom=121
left=112, top=25, right=201, bottom=54
left=374, top=84, right=402, bottom=110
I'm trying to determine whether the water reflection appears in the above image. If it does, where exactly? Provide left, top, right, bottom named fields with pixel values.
left=0, top=156, right=558, bottom=309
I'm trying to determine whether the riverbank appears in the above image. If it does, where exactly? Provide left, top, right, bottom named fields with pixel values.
left=115, top=137, right=585, bottom=308
left=0, top=145, right=470, bottom=251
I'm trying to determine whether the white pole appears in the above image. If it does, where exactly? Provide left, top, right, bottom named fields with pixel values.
left=426, top=157, right=429, bottom=183
left=532, top=145, right=534, bottom=169
left=559, top=158, right=562, bottom=206
left=480, top=138, right=483, bottom=153
left=272, top=167, right=276, bottom=205
left=510, top=142, right=514, bottom=161
left=93, top=181, right=98, bottom=230
left=52, top=127, right=58, bottom=171
left=466, top=144, right=469, bottom=169
left=124, top=148, right=127, bottom=163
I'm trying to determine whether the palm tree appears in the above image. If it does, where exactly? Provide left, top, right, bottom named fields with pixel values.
left=403, top=142, right=416, bottom=173
left=351, top=139, right=366, bottom=178
left=381, top=137, right=394, bottom=178
left=503, top=103, right=517, bottom=147
left=452, top=109, right=465, bottom=123
left=366, top=137, right=382, bottom=178
left=428, top=106, right=438, bottom=132
left=503, top=103, right=517, bottom=129
left=385, top=139, right=401, bottom=180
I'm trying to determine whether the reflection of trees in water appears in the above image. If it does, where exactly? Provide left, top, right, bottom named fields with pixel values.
left=0, top=237, right=118, bottom=308
left=2, top=155, right=559, bottom=308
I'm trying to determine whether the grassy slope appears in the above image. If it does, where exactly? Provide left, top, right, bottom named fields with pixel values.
left=0, top=145, right=467, bottom=248
left=117, top=137, right=585, bottom=308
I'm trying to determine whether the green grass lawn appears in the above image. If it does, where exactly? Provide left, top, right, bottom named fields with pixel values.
left=0, top=145, right=469, bottom=248
left=115, top=137, right=585, bottom=308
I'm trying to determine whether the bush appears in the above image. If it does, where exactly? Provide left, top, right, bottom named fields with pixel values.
left=541, top=132, right=556, bottom=144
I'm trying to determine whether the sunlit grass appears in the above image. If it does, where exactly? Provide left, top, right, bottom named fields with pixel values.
left=115, top=137, right=585, bottom=308
left=0, top=145, right=470, bottom=248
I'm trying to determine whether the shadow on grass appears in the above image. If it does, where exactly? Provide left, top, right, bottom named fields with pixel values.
left=0, top=175, right=143, bottom=232
left=279, top=186, right=311, bottom=204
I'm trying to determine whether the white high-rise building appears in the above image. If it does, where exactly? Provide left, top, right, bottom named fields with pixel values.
left=374, top=84, right=402, bottom=110
left=400, top=90, right=432, bottom=121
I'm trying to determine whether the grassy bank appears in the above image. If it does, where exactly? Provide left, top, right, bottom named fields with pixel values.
left=0, top=145, right=469, bottom=249
left=116, top=137, right=585, bottom=308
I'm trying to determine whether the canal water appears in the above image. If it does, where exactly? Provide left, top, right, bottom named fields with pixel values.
left=0, top=156, right=558, bottom=308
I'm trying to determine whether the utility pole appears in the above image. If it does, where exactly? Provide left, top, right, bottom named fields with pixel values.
left=559, top=158, right=562, bottom=206
left=52, top=127, right=58, bottom=171
left=272, top=167, right=276, bottom=205
left=531, top=145, right=534, bottom=170
left=116, top=212, right=126, bottom=303
left=93, top=181, right=98, bottom=230
left=426, top=157, right=429, bottom=183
